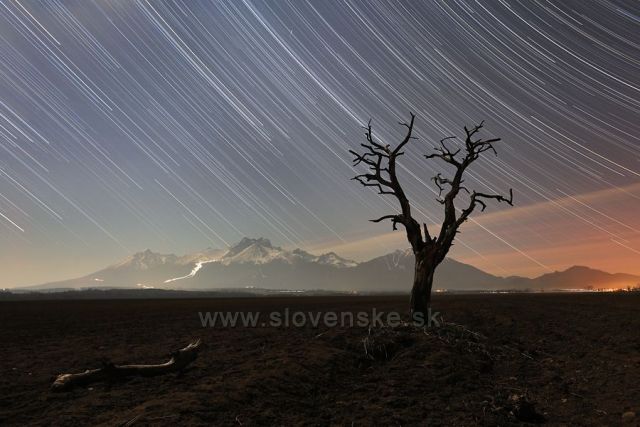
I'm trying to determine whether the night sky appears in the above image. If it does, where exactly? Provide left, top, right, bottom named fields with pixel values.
left=1, top=0, right=640, bottom=287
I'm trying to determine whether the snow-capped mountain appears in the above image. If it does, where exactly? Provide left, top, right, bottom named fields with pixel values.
left=110, top=249, right=180, bottom=270
left=315, top=251, right=358, bottom=268
left=26, top=237, right=640, bottom=292
left=177, top=247, right=226, bottom=265
left=30, top=238, right=360, bottom=290
left=215, top=237, right=357, bottom=267
left=219, top=237, right=293, bottom=265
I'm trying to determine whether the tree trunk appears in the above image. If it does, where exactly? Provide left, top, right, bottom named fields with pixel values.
left=410, top=251, right=436, bottom=318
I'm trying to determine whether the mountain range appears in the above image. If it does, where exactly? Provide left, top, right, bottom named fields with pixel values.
left=24, top=237, right=640, bottom=292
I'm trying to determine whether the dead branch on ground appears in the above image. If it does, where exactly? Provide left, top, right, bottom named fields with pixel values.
left=51, top=339, right=202, bottom=392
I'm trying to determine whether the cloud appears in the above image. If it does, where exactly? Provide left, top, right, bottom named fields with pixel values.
left=306, top=182, right=640, bottom=277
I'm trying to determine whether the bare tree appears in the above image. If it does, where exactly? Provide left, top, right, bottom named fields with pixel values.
left=350, top=113, right=513, bottom=317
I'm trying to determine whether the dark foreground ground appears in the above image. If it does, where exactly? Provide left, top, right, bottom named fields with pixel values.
left=0, top=293, right=639, bottom=426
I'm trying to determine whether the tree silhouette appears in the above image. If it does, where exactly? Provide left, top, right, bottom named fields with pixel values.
left=350, top=113, right=513, bottom=317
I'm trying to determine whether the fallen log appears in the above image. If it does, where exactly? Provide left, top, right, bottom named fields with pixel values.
left=51, top=339, right=202, bottom=392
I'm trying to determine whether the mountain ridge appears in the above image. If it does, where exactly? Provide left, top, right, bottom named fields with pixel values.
left=21, top=237, right=640, bottom=292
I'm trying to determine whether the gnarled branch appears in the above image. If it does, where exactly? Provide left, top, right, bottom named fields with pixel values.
left=349, top=112, right=514, bottom=312
left=370, top=214, right=403, bottom=230
left=51, top=340, right=202, bottom=392
left=351, top=113, right=512, bottom=261
left=457, top=189, right=514, bottom=226
left=351, top=112, right=424, bottom=252
left=426, top=121, right=512, bottom=255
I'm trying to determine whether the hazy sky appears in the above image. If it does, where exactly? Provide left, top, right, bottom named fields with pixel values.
left=1, top=0, right=640, bottom=287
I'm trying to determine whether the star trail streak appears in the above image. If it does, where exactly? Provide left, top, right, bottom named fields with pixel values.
left=1, top=0, right=639, bottom=286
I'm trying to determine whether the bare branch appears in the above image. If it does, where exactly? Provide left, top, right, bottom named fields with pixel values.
left=51, top=340, right=202, bottom=392
left=426, top=122, right=511, bottom=257
left=423, top=223, right=433, bottom=243
left=350, top=113, right=425, bottom=251
left=457, top=188, right=514, bottom=226
left=370, top=214, right=403, bottom=230
left=393, top=112, right=416, bottom=155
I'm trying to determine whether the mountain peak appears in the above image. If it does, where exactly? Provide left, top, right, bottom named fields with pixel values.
left=217, top=237, right=279, bottom=262
left=231, top=237, right=273, bottom=251
left=112, top=249, right=178, bottom=270
left=214, top=238, right=359, bottom=267
left=134, top=248, right=163, bottom=258
left=316, top=252, right=358, bottom=268
left=564, top=265, right=594, bottom=273
left=28, top=243, right=640, bottom=292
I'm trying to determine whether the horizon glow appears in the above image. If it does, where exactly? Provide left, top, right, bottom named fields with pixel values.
left=1, top=1, right=640, bottom=287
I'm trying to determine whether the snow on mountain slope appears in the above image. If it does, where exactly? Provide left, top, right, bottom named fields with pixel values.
left=315, top=252, right=358, bottom=268
left=32, top=237, right=639, bottom=293
left=177, top=247, right=226, bottom=265
left=220, top=238, right=285, bottom=264
left=108, top=249, right=179, bottom=270
left=161, top=238, right=358, bottom=285
left=215, top=238, right=357, bottom=267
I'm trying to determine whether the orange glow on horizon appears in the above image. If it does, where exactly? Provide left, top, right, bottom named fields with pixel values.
left=306, top=182, right=640, bottom=278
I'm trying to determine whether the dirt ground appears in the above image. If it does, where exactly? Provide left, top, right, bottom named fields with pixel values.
left=0, top=293, right=639, bottom=426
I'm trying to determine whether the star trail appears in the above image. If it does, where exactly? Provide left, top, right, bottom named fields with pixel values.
left=1, top=0, right=640, bottom=286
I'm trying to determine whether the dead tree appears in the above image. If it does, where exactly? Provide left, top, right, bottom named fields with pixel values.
left=350, top=113, right=513, bottom=317
left=51, top=340, right=201, bottom=392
